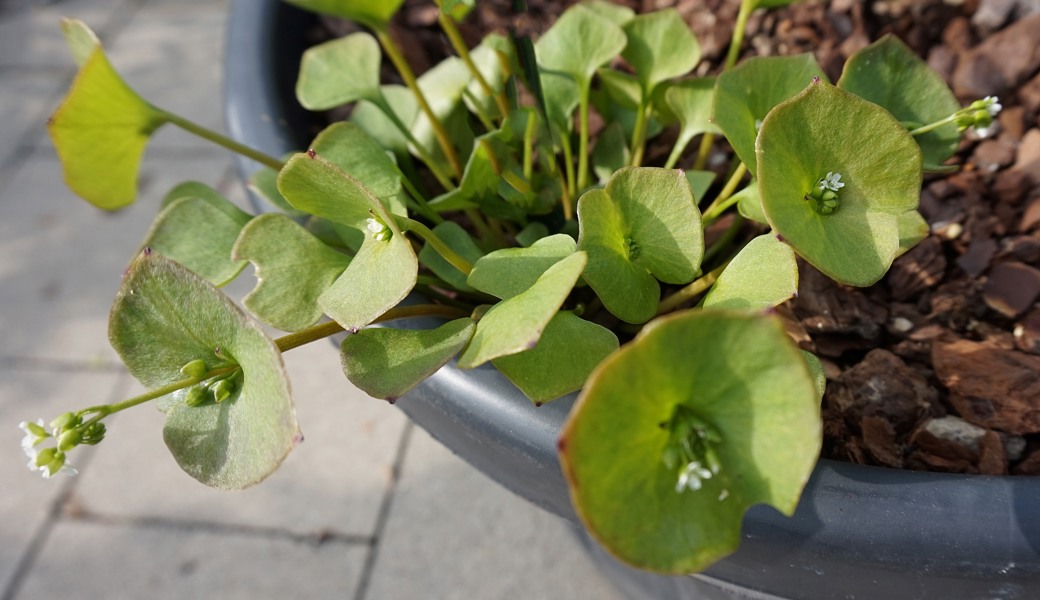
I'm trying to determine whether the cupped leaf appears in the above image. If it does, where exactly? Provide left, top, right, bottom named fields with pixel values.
left=141, top=194, right=251, bottom=287
left=838, top=35, right=960, bottom=170
left=318, top=213, right=417, bottom=333
left=49, top=22, right=167, bottom=210
left=309, top=122, right=406, bottom=215
left=621, top=9, right=700, bottom=94
left=581, top=0, right=635, bottom=25
left=109, top=252, right=299, bottom=490
left=283, top=0, right=404, bottom=31
left=734, top=181, right=765, bottom=224
left=493, top=311, right=618, bottom=404
left=536, top=4, right=626, bottom=88
left=350, top=85, right=418, bottom=158
left=578, top=167, right=703, bottom=323
left=341, top=318, right=475, bottom=401
left=457, top=251, right=587, bottom=368
left=277, top=153, right=385, bottom=229
left=468, top=234, right=577, bottom=299
left=296, top=32, right=381, bottom=110
left=713, top=54, right=827, bottom=175
left=418, top=222, right=485, bottom=292
left=232, top=214, right=351, bottom=332
left=701, top=234, right=798, bottom=311
left=665, top=77, right=719, bottom=165
left=757, top=82, right=922, bottom=286
left=248, top=164, right=307, bottom=217
left=559, top=310, right=820, bottom=573
left=897, top=210, right=929, bottom=257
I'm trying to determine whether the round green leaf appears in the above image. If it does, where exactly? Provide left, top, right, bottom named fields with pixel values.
left=581, top=0, right=635, bottom=25
left=283, top=0, right=404, bottom=31
left=559, top=310, right=820, bottom=573
left=310, top=122, right=404, bottom=208
left=140, top=196, right=250, bottom=287
left=48, top=33, right=166, bottom=210
left=757, top=82, right=922, bottom=286
left=492, top=312, right=618, bottom=405
left=232, top=214, right=351, bottom=332
left=621, top=9, right=700, bottom=94
left=109, top=252, right=299, bottom=490
left=350, top=85, right=418, bottom=158
left=734, top=181, right=765, bottom=224
left=701, top=234, right=798, bottom=311
left=341, top=318, right=475, bottom=402
left=838, top=35, right=960, bottom=170
left=897, top=210, right=929, bottom=257
left=458, top=251, right=587, bottom=369
left=536, top=4, right=626, bottom=88
left=664, top=77, right=719, bottom=162
left=713, top=54, right=827, bottom=176
left=578, top=167, right=703, bottom=323
left=468, top=234, right=577, bottom=300
left=277, top=153, right=385, bottom=230
left=296, top=32, right=381, bottom=110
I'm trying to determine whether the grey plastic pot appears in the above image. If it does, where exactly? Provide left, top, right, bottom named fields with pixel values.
left=224, top=2, right=1040, bottom=598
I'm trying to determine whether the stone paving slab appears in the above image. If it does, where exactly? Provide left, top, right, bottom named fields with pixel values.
left=0, top=73, right=63, bottom=173
left=72, top=342, right=409, bottom=538
left=12, top=519, right=366, bottom=600
left=0, top=0, right=134, bottom=70
left=0, top=366, right=123, bottom=594
left=0, top=153, right=235, bottom=364
left=363, top=426, right=626, bottom=600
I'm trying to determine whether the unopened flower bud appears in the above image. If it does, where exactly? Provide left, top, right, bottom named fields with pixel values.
left=180, top=359, right=208, bottom=379
left=80, top=422, right=106, bottom=446
left=185, top=385, right=209, bottom=408
left=57, top=428, right=82, bottom=452
left=209, top=378, right=236, bottom=404
left=50, top=412, right=80, bottom=434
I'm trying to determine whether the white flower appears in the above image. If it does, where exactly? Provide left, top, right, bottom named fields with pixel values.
left=975, top=125, right=994, bottom=139
left=819, top=172, right=844, bottom=192
left=984, top=96, right=1001, bottom=117
left=675, top=460, right=713, bottom=493
left=754, top=119, right=763, bottom=132
left=366, top=218, right=383, bottom=234
left=19, top=419, right=44, bottom=453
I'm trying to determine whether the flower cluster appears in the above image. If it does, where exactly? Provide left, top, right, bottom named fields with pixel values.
left=955, top=96, right=1002, bottom=138
left=19, top=413, right=105, bottom=479
left=661, top=406, right=725, bottom=497
left=804, top=171, right=844, bottom=215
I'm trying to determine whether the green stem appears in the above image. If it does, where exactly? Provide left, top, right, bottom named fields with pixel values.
left=629, top=100, right=650, bottom=167
left=439, top=11, right=511, bottom=120
left=161, top=111, right=284, bottom=172
left=463, top=88, right=497, bottom=132
left=405, top=219, right=475, bottom=275
left=523, top=111, right=537, bottom=179
left=725, top=0, right=755, bottom=71
left=656, top=262, right=729, bottom=314
left=377, top=30, right=464, bottom=180
left=397, top=172, right=444, bottom=224
left=702, top=163, right=748, bottom=223
left=664, top=134, right=690, bottom=170
left=561, top=134, right=577, bottom=202
left=577, top=83, right=592, bottom=192
left=80, top=365, right=238, bottom=422
left=372, top=95, right=457, bottom=192
left=691, top=131, right=714, bottom=171
left=908, top=114, right=957, bottom=137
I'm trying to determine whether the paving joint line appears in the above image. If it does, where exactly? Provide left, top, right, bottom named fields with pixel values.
left=352, top=421, right=415, bottom=600
left=0, top=356, right=124, bottom=373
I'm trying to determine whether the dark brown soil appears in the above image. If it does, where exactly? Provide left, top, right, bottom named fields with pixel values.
left=334, top=0, right=1040, bottom=475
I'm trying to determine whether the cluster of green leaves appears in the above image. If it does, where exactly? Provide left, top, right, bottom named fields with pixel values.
left=45, top=0, right=968, bottom=576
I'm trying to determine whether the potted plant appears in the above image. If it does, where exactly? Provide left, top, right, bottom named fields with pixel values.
left=20, top=0, right=1040, bottom=597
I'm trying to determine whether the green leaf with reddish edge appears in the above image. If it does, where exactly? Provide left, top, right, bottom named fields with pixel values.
left=48, top=25, right=166, bottom=210
left=418, top=222, right=485, bottom=292
left=232, top=214, right=351, bottom=332
left=341, top=318, right=475, bottom=402
left=701, top=234, right=798, bottom=311
left=309, top=122, right=407, bottom=217
left=734, top=181, right=765, bottom=224
left=351, top=85, right=418, bottom=158
left=757, top=82, right=922, bottom=286
left=493, top=311, right=618, bottom=405
left=559, top=310, right=820, bottom=573
left=283, top=0, right=404, bottom=31
left=318, top=214, right=417, bottom=333
left=109, top=252, right=299, bottom=490
left=897, top=210, right=929, bottom=257
left=248, top=165, right=307, bottom=218
left=296, top=32, right=381, bottom=110
left=458, top=252, right=587, bottom=368
left=536, top=4, right=626, bottom=89
left=621, top=9, right=700, bottom=95
left=838, top=35, right=960, bottom=170
left=578, top=167, right=703, bottom=324
left=713, top=54, right=827, bottom=175
left=140, top=196, right=250, bottom=287
left=277, top=153, right=385, bottom=230
left=468, top=234, right=577, bottom=299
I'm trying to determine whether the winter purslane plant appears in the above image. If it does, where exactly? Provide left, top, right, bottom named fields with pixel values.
left=23, top=0, right=1000, bottom=573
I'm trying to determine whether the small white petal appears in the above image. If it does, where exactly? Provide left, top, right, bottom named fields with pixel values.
left=975, top=125, right=992, bottom=139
